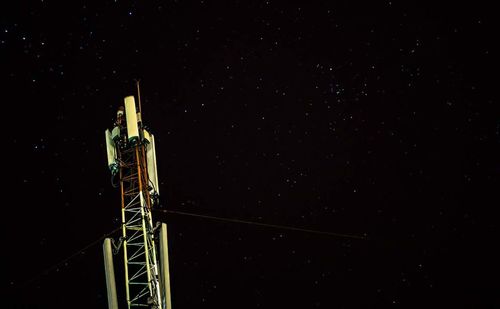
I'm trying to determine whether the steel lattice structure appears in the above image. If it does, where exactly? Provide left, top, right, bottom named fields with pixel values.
left=105, top=88, right=171, bottom=309
left=117, top=144, right=162, bottom=308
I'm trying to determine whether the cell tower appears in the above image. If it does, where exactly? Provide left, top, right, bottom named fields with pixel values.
left=103, top=82, right=172, bottom=309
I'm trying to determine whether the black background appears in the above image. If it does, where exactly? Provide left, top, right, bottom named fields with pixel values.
left=2, top=1, right=498, bottom=308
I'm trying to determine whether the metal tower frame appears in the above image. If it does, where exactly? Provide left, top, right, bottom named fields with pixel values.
left=105, top=85, right=172, bottom=309
left=117, top=140, right=162, bottom=308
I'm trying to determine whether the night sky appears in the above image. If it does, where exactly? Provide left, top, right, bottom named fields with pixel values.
left=2, top=1, right=498, bottom=308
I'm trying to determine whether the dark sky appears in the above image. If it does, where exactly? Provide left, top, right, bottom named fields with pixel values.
left=2, top=1, right=498, bottom=308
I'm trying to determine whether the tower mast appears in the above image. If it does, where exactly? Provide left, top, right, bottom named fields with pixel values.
left=104, top=83, right=170, bottom=309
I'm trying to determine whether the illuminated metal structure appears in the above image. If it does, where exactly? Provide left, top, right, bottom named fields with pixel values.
left=104, top=82, right=172, bottom=309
